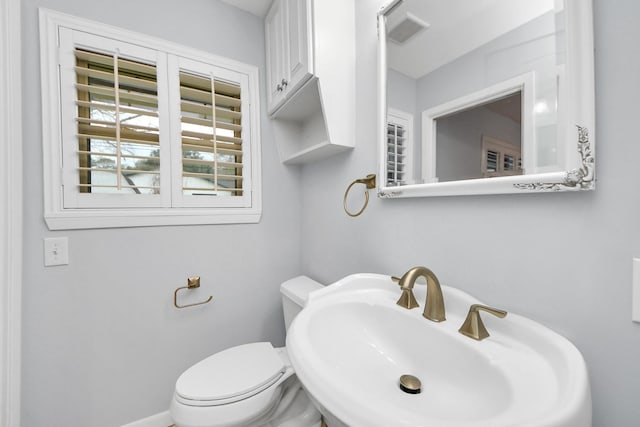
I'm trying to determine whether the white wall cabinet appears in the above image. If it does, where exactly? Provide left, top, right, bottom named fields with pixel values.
left=265, top=0, right=355, bottom=164
left=265, top=0, right=312, bottom=112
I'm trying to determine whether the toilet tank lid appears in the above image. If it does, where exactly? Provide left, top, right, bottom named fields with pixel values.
left=280, top=276, right=324, bottom=306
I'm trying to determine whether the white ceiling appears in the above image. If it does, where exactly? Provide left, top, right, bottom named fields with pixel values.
left=219, top=0, right=273, bottom=18
left=387, top=0, right=555, bottom=79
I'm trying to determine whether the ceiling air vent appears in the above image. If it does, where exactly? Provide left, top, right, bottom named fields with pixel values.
left=387, top=12, right=430, bottom=45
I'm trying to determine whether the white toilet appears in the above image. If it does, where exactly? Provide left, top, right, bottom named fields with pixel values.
left=170, top=276, right=324, bottom=427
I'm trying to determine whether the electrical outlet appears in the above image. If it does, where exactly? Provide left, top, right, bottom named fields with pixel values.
left=44, top=237, right=69, bottom=266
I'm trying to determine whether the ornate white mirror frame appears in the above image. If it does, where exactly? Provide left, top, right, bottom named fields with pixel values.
left=377, top=0, right=595, bottom=198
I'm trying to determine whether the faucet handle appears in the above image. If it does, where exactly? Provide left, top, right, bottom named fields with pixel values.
left=391, top=275, right=419, bottom=309
left=397, top=288, right=420, bottom=309
left=391, top=275, right=426, bottom=286
left=458, top=304, right=507, bottom=341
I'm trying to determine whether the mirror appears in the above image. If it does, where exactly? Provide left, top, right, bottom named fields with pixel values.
left=377, top=0, right=595, bottom=197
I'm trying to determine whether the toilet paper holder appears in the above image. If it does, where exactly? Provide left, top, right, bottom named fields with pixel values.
left=174, top=276, right=213, bottom=309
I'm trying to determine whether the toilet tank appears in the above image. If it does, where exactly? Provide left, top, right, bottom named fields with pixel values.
left=280, top=276, right=324, bottom=331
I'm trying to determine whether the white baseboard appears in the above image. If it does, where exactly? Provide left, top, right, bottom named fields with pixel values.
left=121, top=411, right=174, bottom=427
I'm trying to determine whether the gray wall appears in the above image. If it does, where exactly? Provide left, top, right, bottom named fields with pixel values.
left=301, top=1, right=640, bottom=426
left=387, top=68, right=416, bottom=114
left=21, top=0, right=302, bottom=426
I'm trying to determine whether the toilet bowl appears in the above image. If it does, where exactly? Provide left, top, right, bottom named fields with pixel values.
left=170, top=276, right=323, bottom=427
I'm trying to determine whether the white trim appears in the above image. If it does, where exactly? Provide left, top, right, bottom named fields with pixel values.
left=39, top=9, right=262, bottom=230
left=121, top=411, right=173, bottom=427
left=563, top=0, right=595, bottom=171
left=45, top=208, right=262, bottom=230
left=0, top=0, right=22, bottom=424
left=376, top=10, right=389, bottom=195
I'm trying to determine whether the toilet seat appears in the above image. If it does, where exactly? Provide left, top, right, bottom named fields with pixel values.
left=175, top=342, right=288, bottom=407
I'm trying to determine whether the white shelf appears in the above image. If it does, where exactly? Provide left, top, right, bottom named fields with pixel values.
left=272, top=78, right=353, bottom=164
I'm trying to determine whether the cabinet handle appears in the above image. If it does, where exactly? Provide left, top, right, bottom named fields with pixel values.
left=281, top=78, right=288, bottom=88
left=277, top=84, right=283, bottom=92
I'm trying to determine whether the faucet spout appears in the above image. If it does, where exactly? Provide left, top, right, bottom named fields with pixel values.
left=397, top=266, right=446, bottom=322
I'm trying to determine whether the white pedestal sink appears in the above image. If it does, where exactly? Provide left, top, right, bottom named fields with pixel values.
left=286, top=273, right=591, bottom=427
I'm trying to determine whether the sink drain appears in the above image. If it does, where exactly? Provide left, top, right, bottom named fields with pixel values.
left=399, top=374, right=422, bottom=394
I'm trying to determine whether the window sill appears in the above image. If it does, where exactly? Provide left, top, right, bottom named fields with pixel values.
left=44, top=207, right=262, bottom=230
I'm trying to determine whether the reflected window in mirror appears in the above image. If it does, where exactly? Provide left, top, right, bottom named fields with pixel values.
left=386, top=108, right=413, bottom=186
left=481, top=136, right=522, bottom=178
left=431, top=91, right=523, bottom=183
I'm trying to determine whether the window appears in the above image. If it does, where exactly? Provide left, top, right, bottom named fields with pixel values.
left=75, top=49, right=160, bottom=196
left=386, top=108, right=413, bottom=187
left=178, top=70, right=242, bottom=198
left=40, top=9, right=261, bottom=229
left=481, top=135, right=523, bottom=178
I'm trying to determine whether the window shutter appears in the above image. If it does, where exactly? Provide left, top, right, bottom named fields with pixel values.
left=481, top=136, right=523, bottom=178
left=386, top=109, right=413, bottom=186
left=386, top=121, right=407, bottom=186
left=74, top=48, right=161, bottom=195
left=486, top=149, right=499, bottom=173
left=503, top=153, right=516, bottom=171
left=178, top=71, right=244, bottom=197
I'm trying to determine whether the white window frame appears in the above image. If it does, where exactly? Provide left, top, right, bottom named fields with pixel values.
left=39, top=9, right=262, bottom=230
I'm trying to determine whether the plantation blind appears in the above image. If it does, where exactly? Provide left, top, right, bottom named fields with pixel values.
left=481, top=136, right=523, bottom=178
left=386, top=121, right=407, bottom=186
left=75, top=48, right=160, bottom=194
left=486, top=149, right=499, bottom=173
left=45, top=15, right=262, bottom=227
left=178, top=71, right=243, bottom=196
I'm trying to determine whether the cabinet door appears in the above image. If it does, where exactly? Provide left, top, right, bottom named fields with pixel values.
left=265, top=0, right=288, bottom=111
left=285, top=0, right=312, bottom=93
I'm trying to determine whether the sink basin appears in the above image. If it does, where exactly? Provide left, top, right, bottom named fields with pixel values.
left=286, top=274, right=591, bottom=427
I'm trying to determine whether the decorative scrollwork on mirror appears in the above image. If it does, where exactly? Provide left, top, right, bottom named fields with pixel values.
left=514, top=125, right=594, bottom=191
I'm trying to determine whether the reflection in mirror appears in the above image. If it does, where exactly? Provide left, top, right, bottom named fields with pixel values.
left=378, top=0, right=595, bottom=197
left=435, top=92, right=522, bottom=183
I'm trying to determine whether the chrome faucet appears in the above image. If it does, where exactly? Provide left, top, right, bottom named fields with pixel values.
left=394, top=266, right=446, bottom=322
